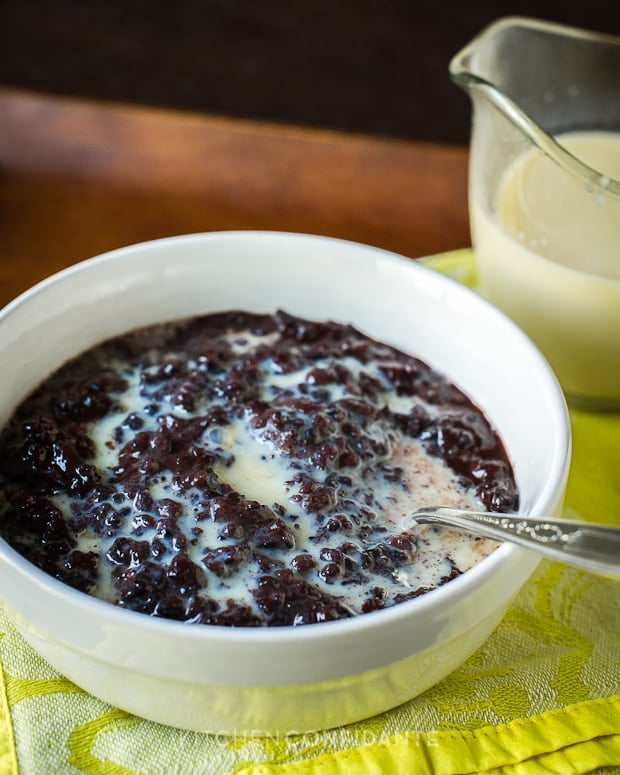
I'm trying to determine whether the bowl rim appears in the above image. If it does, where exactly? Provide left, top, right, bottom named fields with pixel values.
left=0, top=230, right=572, bottom=647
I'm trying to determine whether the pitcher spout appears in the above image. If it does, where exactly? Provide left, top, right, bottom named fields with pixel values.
left=450, top=16, right=620, bottom=192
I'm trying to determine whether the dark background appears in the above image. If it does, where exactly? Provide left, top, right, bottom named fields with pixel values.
left=1, top=0, right=619, bottom=145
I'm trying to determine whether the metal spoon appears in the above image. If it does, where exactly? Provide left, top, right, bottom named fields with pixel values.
left=400, top=508, right=620, bottom=578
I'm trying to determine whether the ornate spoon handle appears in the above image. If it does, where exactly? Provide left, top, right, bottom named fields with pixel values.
left=411, top=508, right=620, bottom=578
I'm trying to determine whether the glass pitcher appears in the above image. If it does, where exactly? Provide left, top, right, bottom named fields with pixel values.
left=450, top=17, right=620, bottom=409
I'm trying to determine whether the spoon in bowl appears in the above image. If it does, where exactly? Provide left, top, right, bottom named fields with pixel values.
left=394, top=508, right=620, bottom=578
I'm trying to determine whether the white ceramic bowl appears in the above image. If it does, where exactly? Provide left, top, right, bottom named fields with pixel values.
left=0, top=231, right=570, bottom=734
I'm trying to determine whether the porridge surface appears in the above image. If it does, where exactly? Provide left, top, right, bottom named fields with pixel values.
left=0, top=311, right=518, bottom=626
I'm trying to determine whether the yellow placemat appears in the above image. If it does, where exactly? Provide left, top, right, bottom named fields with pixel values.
left=0, top=250, right=618, bottom=775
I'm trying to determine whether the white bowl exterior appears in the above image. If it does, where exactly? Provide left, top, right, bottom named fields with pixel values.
left=0, top=232, right=570, bottom=733
left=2, top=543, right=537, bottom=733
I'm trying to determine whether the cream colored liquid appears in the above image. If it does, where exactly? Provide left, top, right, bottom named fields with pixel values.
left=472, top=131, right=620, bottom=405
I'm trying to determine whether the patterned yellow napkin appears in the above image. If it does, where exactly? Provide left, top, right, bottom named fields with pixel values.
left=0, top=251, right=618, bottom=775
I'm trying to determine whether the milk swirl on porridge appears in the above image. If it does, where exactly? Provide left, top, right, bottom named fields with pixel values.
left=0, top=311, right=517, bottom=626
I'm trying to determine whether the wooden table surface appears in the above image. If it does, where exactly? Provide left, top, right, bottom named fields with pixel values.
left=0, top=87, right=470, bottom=310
